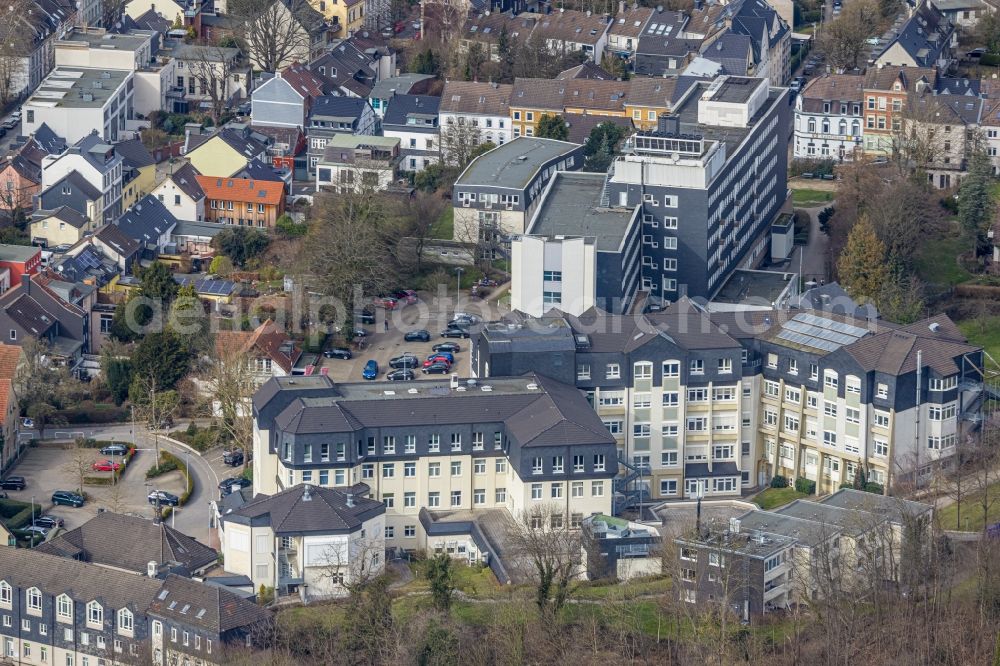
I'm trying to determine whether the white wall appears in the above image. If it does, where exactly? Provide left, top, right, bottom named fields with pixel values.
left=510, top=235, right=596, bottom=317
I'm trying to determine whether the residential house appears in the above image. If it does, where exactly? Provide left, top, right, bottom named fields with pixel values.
left=35, top=171, right=102, bottom=222
left=726, top=0, right=791, bottom=85
left=461, top=9, right=611, bottom=65
left=184, top=124, right=270, bottom=178
left=216, top=319, right=302, bottom=385
left=634, top=10, right=702, bottom=77
left=580, top=514, right=663, bottom=581
left=0, top=126, right=66, bottom=212
left=309, top=35, right=394, bottom=99
left=556, top=61, right=614, bottom=80
left=250, top=372, right=617, bottom=570
left=41, top=131, right=124, bottom=224
left=452, top=137, right=584, bottom=240
left=306, top=0, right=365, bottom=37
left=862, top=66, right=938, bottom=156
left=11, top=0, right=77, bottom=101
left=930, top=0, right=991, bottom=28
left=306, top=95, right=377, bottom=172
left=196, top=176, right=286, bottom=228
left=439, top=81, right=513, bottom=166
left=625, top=76, right=682, bottom=130
left=115, top=194, right=180, bottom=256
left=36, top=512, right=218, bottom=576
left=30, top=207, right=95, bottom=248
left=0, top=546, right=271, bottom=666
left=247, top=0, right=339, bottom=71
left=793, top=74, right=864, bottom=160
left=0, top=345, right=22, bottom=475
left=0, top=247, right=42, bottom=285
left=219, top=483, right=385, bottom=602
left=367, top=74, right=435, bottom=119
left=904, top=85, right=984, bottom=188
left=508, top=79, right=566, bottom=138
left=251, top=125, right=307, bottom=177
left=165, top=41, right=250, bottom=113
left=150, top=163, right=207, bottom=222
left=605, top=5, right=654, bottom=62
left=314, top=135, right=401, bottom=192
left=382, top=94, right=441, bottom=173
left=171, top=221, right=226, bottom=259
left=22, top=67, right=134, bottom=144
left=875, top=0, right=954, bottom=68
left=125, top=0, right=186, bottom=24
left=252, top=63, right=331, bottom=131
left=982, top=97, right=1000, bottom=176
left=0, top=273, right=88, bottom=365
left=116, top=139, right=157, bottom=211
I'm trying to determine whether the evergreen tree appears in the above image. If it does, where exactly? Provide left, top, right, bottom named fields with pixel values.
left=957, top=138, right=994, bottom=260
left=837, top=215, right=890, bottom=303
left=535, top=114, right=568, bottom=141
left=425, top=554, right=454, bottom=611
left=497, top=25, right=515, bottom=83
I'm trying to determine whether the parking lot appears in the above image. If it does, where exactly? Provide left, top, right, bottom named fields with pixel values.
left=317, top=290, right=505, bottom=383
left=4, top=442, right=188, bottom=533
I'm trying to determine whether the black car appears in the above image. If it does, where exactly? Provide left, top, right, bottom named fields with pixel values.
left=51, top=490, right=84, bottom=507
left=387, top=369, right=416, bottom=381
left=423, top=363, right=451, bottom=374
left=358, top=310, right=376, bottom=325
left=219, top=477, right=252, bottom=495
left=99, top=444, right=129, bottom=456
left=440, top=327, right=470, bottom=339
left=403, top=329, right=430, bottom=342
left=432, top=342, right=460, bottom=354
left=0, top=476, right=25, bottom=490
left=389, top=355, right=420, bottom=369
left=147, top=490, right=180, bottom=506
left=324, top=347, right=352, bottom=360
left=223, top=449, right=245, bottom=466
left=449, top=317, right=476, bottom=328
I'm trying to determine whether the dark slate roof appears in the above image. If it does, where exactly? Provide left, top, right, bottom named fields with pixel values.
left=309, top=94, right=368, bottom=122
left=700, top=32, right=752, bottom=76
left=33, top=123, right=66, bottom=154
left=132, top=7, right=172, bottom=32
left=877, top=0, right=952, bottom=67
left=310, top=41, right=378, bottom=97
left=840, top=315, right=977, bottom=376
left=383, top=94, right=441, bottom=127
left=236, top=158, right=285, bottom=183
left=73, top=131, right=122, bottom=172
left=167, top=162, right=205, bottom=201
left=116, top=194, right=179, bottom=244
left=149, top=574, right=271, bottom=634
left=95, top=223, right=141, bottom=257
left=188, top=126, right=268, bottom=161
left=113, top=138, right=156, bottom=169
left=225, top=484, right=384, bottom=535
left=35, top=512, right=218, bottom=574
left=556, top=61, right=614, bottom=80
left=45, top=170, right=101, bottom=202
left=38, top=206, right=89, bottom=229
left=50, top=245, right=118, bottom=284
left=5, top=294, right=56, bottom=336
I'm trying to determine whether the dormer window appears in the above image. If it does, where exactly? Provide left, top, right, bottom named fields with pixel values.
left=26, top=587, right=41, bottom=612
left=0, top=581, right=10, bottom=607
left=117, top=608, right=133, bottom=633
left=86, top=601, right=103, bottom=627
left=56, top=595, right=72, bottom=621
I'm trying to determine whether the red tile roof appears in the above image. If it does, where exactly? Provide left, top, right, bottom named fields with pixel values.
left=195, top=176, right=284, bottom=206
left=0, top=344, right=21, bottom=380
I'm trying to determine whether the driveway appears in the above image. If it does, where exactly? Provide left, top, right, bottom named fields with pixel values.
left=318, top=288, right=505, bottom=383
left=789, top=204, right=833, bottom=285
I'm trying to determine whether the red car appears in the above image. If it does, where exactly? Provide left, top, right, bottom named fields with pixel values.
left=373, top=296, right=398, bottom=310
left=393, top=289, right=418, bottom=304
left=92, top=460, right=122, bottom=472
left=422, top=355, right=452, bottom=369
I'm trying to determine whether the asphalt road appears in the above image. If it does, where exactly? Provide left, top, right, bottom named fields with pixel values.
left=18, top=422, right=232, bottom=544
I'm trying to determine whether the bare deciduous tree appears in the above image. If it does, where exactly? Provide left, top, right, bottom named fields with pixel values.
left=504, top=504, right=583, bottom=619
left=818, top=0, right=881, bottom=70
left=0, top=0, right=34, bottom=107
left=185, top=46, right=238, bottom=127
left=203, top=339, right=255, bottom=468
left=439, top=120, right=483, bottom=168
left=230, top=0, right=310, bottom=73
left=395, top=190, right=445, bottom=270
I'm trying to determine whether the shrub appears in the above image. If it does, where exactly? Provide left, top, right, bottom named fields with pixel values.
left=157, top=451, right=194, bottom=520
left=275, top=214, right=307, bottom=238
left=863, top=482, right=884, bottom=495
left=146, top=458, right=179, bottom=479
left=0, top=499, right=37, bottom=528
left=241, top=466, right=253, bottom=481
left=794, top=478, right=816, bottom=495
left=770, top=475, right=789, bottom=489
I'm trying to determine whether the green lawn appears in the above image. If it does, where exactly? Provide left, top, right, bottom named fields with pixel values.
left=572, top=576, right=671, bottom=600
left=914, top=230, right=973, bottom=287
left=399, top=561, right=502, bottom=597
left=754, top=487, right=808, bottom=510
left=791, top=189, right=834, bottom=206
left=957, top=316, right=1000, bottom=364
left=936, top=480, right=1000, bottom=531
left=430, top=206, right=453, bottom=239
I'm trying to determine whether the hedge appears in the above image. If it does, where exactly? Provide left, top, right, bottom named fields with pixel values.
left=770, top=475, right=789, bottom=489
left=0, top=499, right=38, bottom=529
left=56, top=403, right=130, bottom=424
left=794, top=478, right=816, bottom=495
left=155, top=451, right=194, bottom=520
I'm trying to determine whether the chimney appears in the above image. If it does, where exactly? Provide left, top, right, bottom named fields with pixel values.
left=302, top=484, right=312, bottom=501
left=147, top=561, right=158, bottom=578
left=657, top=113, right=680, bottom=135
left=346, top=492, right=354, bottom=508
left=619, top=0, right=625, bottom=13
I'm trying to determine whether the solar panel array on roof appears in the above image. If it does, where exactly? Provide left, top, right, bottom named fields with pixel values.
left=775, top=313, right=869, bottom=352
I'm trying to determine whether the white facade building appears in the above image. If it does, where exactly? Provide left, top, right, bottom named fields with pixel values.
left=793, top=74, right=864, bottom=160
left=23, top=67, right=134, bottom=144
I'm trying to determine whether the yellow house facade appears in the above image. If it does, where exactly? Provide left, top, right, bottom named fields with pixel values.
left=121, top=162, right=156, bottom=211
left=30, top=207, right=97, bottom=248
left=186, top=137, right=249, bottom=178
left=624, top=78, right=677, bottom=131
left=510, top=78, right=632, bottom=137
left=308, top=0, right=365, bottom=37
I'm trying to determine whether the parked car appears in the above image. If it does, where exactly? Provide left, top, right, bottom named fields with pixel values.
left=387, top=369, right=416, bottom=381
left=404, top=329, right=430, bottom=342
left=373, top=296, right=398, bottom=310
left=147, top=490, right=180, bottom=507
left=440, top=327, right=470, bottom=339
left=968, top=47, right=986, bottom=59
left=51, top=490, right=85, bottom=507
left=92, top=460, right=122, bottom=472
left=358, top=309, right=376, bottom=325
left=219, top=477, right=251, bottom=495
left=426, top=351, right=454, bottom=364
left=33, top=515, right=63, bottom=529
left=223, top=449, right=245, bottom=466
left=423, top=363, right=451, bottom=375
left=362, top=359, right=379, bottom=380
left=393, top=289, right=418, bottom=304
left=25, top=525, right=49, bottom=537
left=353, top=328, right=368, bottom=338
left=324, top=347, right=352, bottom=360
left=20, top=418, right=34, bottom=429
left=147, top=415, right=174, bottom=429
left=389, top=355, right=420, bottom=369
left=432, top=342, right=461, bottom=353
left=0, top=476, right=25, bottom=490
left=99, top=443, right=129, bottom=456
left=423, top=355, right=452, bottom=369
